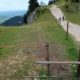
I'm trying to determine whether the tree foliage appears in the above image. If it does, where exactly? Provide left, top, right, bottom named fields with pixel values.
left=24, top=0, right=39, bottom=24
left=28, top=0, right=39, bottom=13
left=71, top=0, right=80, bottom=3
left=48, top=0, right=56, bottom=5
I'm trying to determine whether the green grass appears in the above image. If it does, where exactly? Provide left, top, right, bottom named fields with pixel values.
left=54, top=0, right=65, bottom=5
left=0, top=9, right=78, bottom=59
left=0, top=8, right=78, bottom=79
left=60, top=5, right=80, bottom=25
left=55, top=0, right=80, bottom=25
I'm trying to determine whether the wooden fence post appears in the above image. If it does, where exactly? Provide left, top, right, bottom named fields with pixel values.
left=77, top=47, right=80, bottom=79
left=45, top=42, right=50, bottom=76
left=66, top=22, right=69, bottom=40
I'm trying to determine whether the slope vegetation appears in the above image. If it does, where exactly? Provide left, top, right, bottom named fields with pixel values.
left=0, top=8, right=78, bottom=80
left=55, top=0, right=80, bottom=24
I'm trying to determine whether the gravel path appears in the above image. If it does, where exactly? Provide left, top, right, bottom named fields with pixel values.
left=50, top=5, right=80, bottom=43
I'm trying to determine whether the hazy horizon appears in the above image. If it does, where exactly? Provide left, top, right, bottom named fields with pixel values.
left=0, top=10, right=27, bottom=23
left=0, top=10, right=27, bottom=12
left=0, top=10, right=27, bottom=17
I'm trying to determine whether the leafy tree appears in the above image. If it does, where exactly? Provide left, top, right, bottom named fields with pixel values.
left=48, top=0, right=53, bottom=5
left=24, top=0, right=39, bottom=24
left=48, top=0, right=55, bottom=5
left=23, top=12, right=29, bottom=24
left=71, top=0, right=80, bottom=3
left=75, top=0, right=79, bottom=3
left=28, top=0, right=39, bottom=13
left=23, top=13, right=28, bottom=24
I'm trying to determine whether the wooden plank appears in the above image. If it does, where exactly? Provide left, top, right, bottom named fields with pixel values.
left=36, top=61, right=80, bottom=64
left=23, top=76, right=57, bottom=78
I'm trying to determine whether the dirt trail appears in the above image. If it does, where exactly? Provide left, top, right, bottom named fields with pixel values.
left=50, top=5, right=80, bottom=43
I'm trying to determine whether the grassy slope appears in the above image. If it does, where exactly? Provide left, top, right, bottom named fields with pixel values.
left=0, top=8, right=78, bottom=79
left=0, top=9, right=78, bottom=59
left=55, top=0, right=80, bottom=25
left=61, top=6, right=80, bottom=25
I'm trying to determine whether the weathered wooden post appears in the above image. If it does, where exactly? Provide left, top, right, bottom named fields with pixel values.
left=77, top=47, right=80, bottom=79
left=45, top=42, right=50, bottom=76
left=66, top=22, right=69, bottom=40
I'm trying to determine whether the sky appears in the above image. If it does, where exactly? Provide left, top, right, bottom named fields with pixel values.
left=0, top=0, right=49, bottom=11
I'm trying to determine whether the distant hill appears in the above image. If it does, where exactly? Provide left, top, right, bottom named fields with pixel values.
left=0, top=10, right=26, bottom=24
left=1, top=16, right=24, bottom=26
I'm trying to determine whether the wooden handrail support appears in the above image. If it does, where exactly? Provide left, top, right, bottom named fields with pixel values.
left=36, top=61, right=80, bottom=65
left=23, top=76, right=56, bottom=78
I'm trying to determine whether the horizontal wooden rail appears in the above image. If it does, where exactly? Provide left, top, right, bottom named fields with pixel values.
left=36, top=61, right=80, bottom=64
left=23, top=76, right=56, bottom=78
